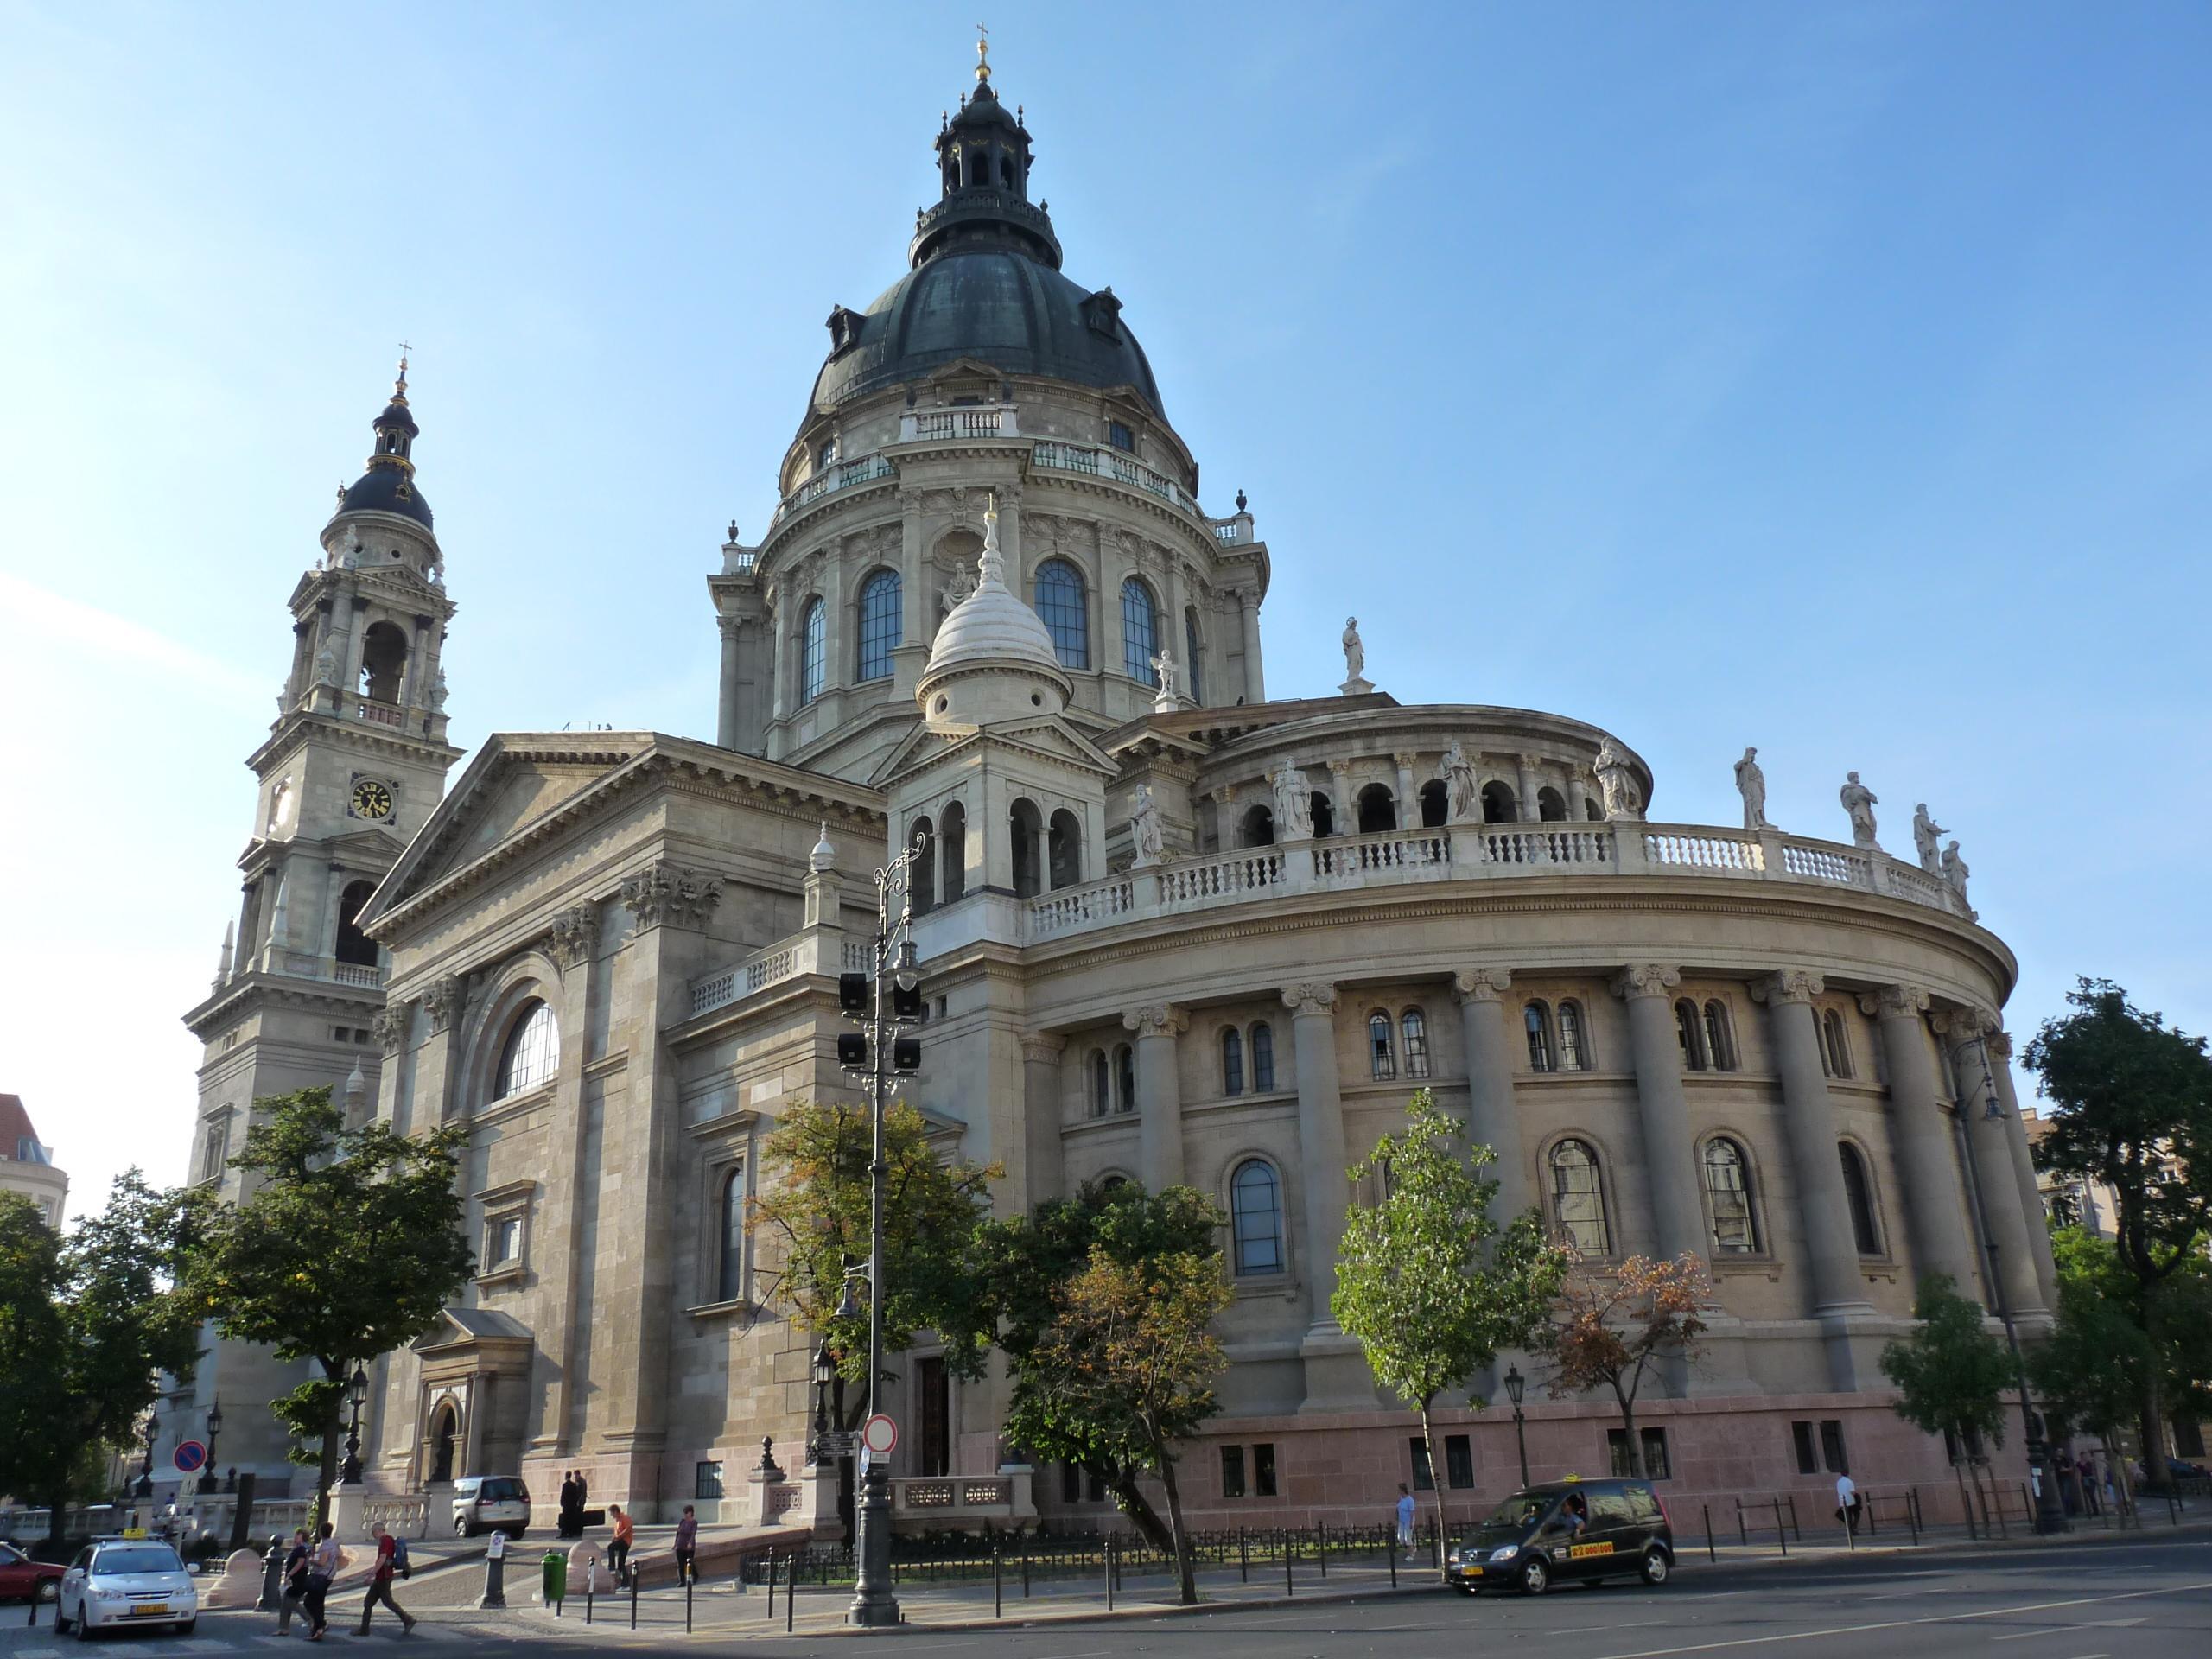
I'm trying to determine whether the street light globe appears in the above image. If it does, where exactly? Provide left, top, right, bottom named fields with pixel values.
left=1503, top=1363, right=1525, bottom=1408
left=893, top=938, right=920, bottom=994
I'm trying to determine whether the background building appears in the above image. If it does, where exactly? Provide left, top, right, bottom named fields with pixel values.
left=0, top=1095, right=67, bottom=1230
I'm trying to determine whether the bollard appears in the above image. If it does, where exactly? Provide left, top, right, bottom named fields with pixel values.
left=1023, top=1541, right=1031, bottom=1598
left=630, top=1567, right=639, bottom=1630
left=1787, top=1493, right=1802, bottom=1542
left=1239, top=1526, right=1249, bottom=1583
left=257, top=1535, right=285, bottom=1612
left=1316, top=1521, right=1326, bottom=1578
left=1105, top=1535, right=1115, bottom=1612
left=994, top=1544, right=1002, bottom=1619
left=26, top=1585, right=38, bottom=1628
left=2169, top=1493, right=2180, bottom=1527
left=766, top=1551, right=777, bottom=1621
left=1773, top=1499, right=1788, bottom=1556
left=479, top=1533, right=509, bottom=1611
left=1736, top=1501, right=1748, bottom=1549
left=585, top=1560, right=594, bottom=1625
left=1704, top=1503, right=1716, bottom=1563
left=785, top=1554, right=795, bottom=1634
left=685, top=1570, right=693, bottom=1635
left=1842, top=1502, right=1854, bottom=1552
left=1285, top=1528, right=1294, bottom=1597
left=1389, top=1538, right=1397, bottom=1590
left=1907, top=1487, right=1921, bottom=1546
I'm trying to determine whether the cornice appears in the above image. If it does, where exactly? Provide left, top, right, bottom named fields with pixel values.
left=246, top=709, right=464, bottom=777
left=184, top=970, right=387, bottom=1036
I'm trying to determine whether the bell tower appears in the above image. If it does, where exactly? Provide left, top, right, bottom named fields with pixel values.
left=171, top=360, right=464, bottom=1497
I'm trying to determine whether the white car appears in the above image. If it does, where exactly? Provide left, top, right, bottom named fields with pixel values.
left=54, top=1539, right=198, bottom=1637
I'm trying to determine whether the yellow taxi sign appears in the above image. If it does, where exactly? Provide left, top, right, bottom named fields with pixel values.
left=122, top=1527, right=147, bottom=1539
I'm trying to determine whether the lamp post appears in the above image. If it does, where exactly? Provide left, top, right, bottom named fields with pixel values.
left=340, top=1365, right=369, bottom=1485
left=1958, top=1036, right=2069, bottom=1535
left=136, top=1405, right=158, bottom=1499
left=200, top=1400, right=224, bottom=1497
left=808, top=1336, right=838, bottom=1466
left=838, top=830, right=929, bottom=1629
left=1503, top=1364, right=1529, bottom=1488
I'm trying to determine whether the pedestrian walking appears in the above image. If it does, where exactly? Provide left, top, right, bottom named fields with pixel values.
left=2075, top=1455, right=2100, bottom=1516
left=1395, top=1484, right=1417, bottom=1561
left=673, top=1503, right=698, bottom=1586
left=302, top=1522, right=340, bottom=1641
left=274, top=1529, right=309, bottom=1635
left=1834, top=1471, right=1862, bottom=1535
left=355, top=1520, right=417, bottom=1637
left=607, top=1503, right=634, bottom=1588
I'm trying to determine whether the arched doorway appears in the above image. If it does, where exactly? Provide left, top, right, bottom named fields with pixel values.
left=428, top=1402, right=459, bottom=1485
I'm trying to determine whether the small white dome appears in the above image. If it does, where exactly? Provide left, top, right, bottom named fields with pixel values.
left=922, top=497, right=1064, bottom=683
left=810, top=821, right=836, bottom=872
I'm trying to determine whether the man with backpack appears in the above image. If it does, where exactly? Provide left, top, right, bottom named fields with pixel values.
left=356, top=1520, right=417, bottom=1637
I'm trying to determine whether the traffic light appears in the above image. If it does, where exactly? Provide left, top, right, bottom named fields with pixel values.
left=838, top=973, right=869, bottom=1016
left=892, top=1035, right=922, bottom=1074
left=836, top=1033, right=868, bottom=1068
left=890, top=978, right=924, bottom=1023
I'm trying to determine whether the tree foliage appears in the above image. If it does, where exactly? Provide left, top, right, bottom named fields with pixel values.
left=746, top=1098, right=1001, bottom=1399
left=184, top=1088, right=472, bottom=1512
left=1332, top=1091, right=1566, bottom=1523
left=2031, top=1227, right=2212, bottom=1452
left=0, top=1176, right=205, bottom=1541
left=1879, top=1274, right=2013, bottom=1452
left=1541, top=1251, right=1710, bottom=1475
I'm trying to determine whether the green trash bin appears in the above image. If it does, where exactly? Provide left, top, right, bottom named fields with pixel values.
left=543, top=1549, right=567, bottom=1607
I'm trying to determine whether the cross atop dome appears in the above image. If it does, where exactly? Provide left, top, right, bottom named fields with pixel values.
left=975, top=21, right=990, bottom=84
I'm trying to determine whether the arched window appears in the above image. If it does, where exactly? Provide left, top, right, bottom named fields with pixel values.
left=1703, top=1138, right=1758, bottom=1254
left=1184, top=607, right=1205, bottom=704
left=1240, top=804, right=1275, bottom=847
left=334, top=879, right=379, bottom=968
left=856, top=570, right=901, bottom=681
left=1230, top=1160, right=1285, bottom=1275
left=1009, top=798, right=1044, bottom=899
left=1584, top=796, right=1605, bottom=823
left=939, top=801, right=968, bottom=903
left=1823, top=1011, right=1854, bottom=1079
left=1703, top=1001, right=1736, bottom=1071
left=1120, top=577, right=1158, bottom=682
left=968, top=149, right=988, bottom=187
left=1401, top=1008, right=1432, bottom=1079
left=717, top=1168, right=746, bottom=1302
left=1356, top=783, right=1396, bottom=834
left=1048, top=809, right=1082, bottom=889
left=1557, top=1000, right=1589, bottom=1071
left=359, top=620, right=408, bottom=702
left=495, top=1001, right=558, bottom=1099
left=1309, top=791, right=1336, bottom=836
left=1481, top=781, right=1517, bottom=824
left=1675, top=1000, right=1708, bottom=1071
left=1115, top=1044, right=1136, bottom=1114
left=1090, top=1051, right=1109, bottom=1119
left=798, top=597, right=826, bottom=705
left=1419, top=780, right=1448, bottom=829
left=1034, top=559, right=1090, bottom=670
left=1367, top=1012, right=1396, bottom=1080
left=1537, top=786, right=1567, bottom=822
left=909, top=817, right=936, bottom=914
left=1840, top=1144, right=1881, bottom=1255
left=1525, top=1002, right=1554, bottom=1072
left=999, top=152, right=1016, bottom=190
left=1549, top=1140, right=1610, bottom=1255
left=1221, top=1027, right=1245, bottom=1096
left=1250, top=1022, right=1275, bottom=1091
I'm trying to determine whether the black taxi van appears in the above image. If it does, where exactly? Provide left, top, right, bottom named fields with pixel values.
left=1446, top=1478, right=1674, bottom=1595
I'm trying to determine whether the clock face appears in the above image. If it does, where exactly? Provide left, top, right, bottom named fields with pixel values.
left=350, top=779, right=395, bottom=821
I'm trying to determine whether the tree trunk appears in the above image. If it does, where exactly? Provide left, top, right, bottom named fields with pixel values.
left=1418, top=1401, right=1444, bottom=1567
left=315, top=1361, right=343, bottom=1534
left=1106, top=1463, right=1177, bottom=1554
left=1615, top=1380, right=1643, bottom=1476
left=1154, top=1436, right=1198, bottom=1605
left=2135, top=1370, right=2169, bottom=1493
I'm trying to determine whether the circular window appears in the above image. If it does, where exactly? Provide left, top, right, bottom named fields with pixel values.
left=1030, top=691, right=1042, bottom=707
left=935, top=696, right=949, bottom=714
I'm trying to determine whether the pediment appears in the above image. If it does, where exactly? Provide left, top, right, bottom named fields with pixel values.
left=874, top=715, right=1116, bottom=792
left=323, top=826, right=410, bottom=861
left=412, top=1305, right=533, bottom=1354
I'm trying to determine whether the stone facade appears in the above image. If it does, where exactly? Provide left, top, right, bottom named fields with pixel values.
left=0, top=1094, right=68, bottom=1230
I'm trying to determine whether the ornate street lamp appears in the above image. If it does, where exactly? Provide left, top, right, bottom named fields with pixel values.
left=1503, top=1364, right=1529, bottom=1488
left=200, top=1400, right=225, bottom=1497
left=808, top=1336, right=838, bottom=1466
left=340, top=1365, right=370, bottom=1485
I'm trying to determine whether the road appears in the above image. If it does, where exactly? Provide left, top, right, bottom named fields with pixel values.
left=1, top=1533, right=2204, bottom=1656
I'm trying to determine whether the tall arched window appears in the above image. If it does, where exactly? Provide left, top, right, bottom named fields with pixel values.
left=717, top=1168, right=746, bottom=1302
left=1401, top=1008, right=1431, bottom=1079
left=1221, top=1027, right=1245, bottom=1096
left=1549, top=1139, right=1610, bottom=1255
left=1675, top=1000, right=1708, bottom=1071
left=1525, top=1002, right=1554, bottom=1072
left=334, top=879, right=379, bottom=967
left=1034, top=559, right=1090, bottom=670
left=1703, top=1138, right=1758, bottom=1254
left=495, top=1001, right=558, bottom=1098
left=856, top=569, right=901, bottom=681
left=1537, top=786, right=1567, bottom=822
left=1367, top=1013, right=1396, bottom=1080
left=798, top=597, right=826, bottom=705
left=1481, top=781, right=1517, bottom=823
left=1230, top=1160, right=1284, bottom=1275
left=939, top=801, right=968, bottom=903
left=1557, top=1000, right=1590, bottom=1071
left=359, top=620, right=408, bottom=702
left=1310, top=791, right=1336, bottom=836
left=1120, top=577, right=1158, bottom=682
left=1184, top=607, right=1205, bottom=703
left=1703, top=1001, right=1736, bottom=1071
left=1090, top=1050, right=1109, bottom=1119
left=1048, top=809, right=1082, bottom=889
left=1240, top=804, right=1275, bottom=847
left=1009, top=798, right=1044, bottom=899
left=1419, top=781, right=1448, bottom=828
left=1823, top=1011, right=1854, bottom=1079
left=1839, top=1144, right=1881, bottom=1254
left=909, top=817, right=936, bottom=914
left=1357, top=784, right=1396, bottom=834
left=1115, top=1044, right=1136, bottom=1114
left=1250, top=1022, right=1275, bottom=1091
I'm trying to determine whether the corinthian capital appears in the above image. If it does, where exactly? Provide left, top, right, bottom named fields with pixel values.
left=1934, top=1004, right=1996, bottom=1042
left=550, top=903, right=601, bottom=969
left=1282, top=982, right=1338, bottom=1018
left=1982, top=1028, right=2014, bottom=1062
left=1859, top=983, right=1930, bottom=1020
left=1020, top=1033, right=1067, bottom=1065
left=371, top=1002, right=412, bottom=1054
left=1610, top=963, right=1681, bottom=1001
left=1452, top=968, right=1513, bottom=1005
left=1752, top=970, right=1825, bottom=1006
left=622, top=861, right=724, bottom=931
left=422, top=975, right=466, bottom=1033
left=1123, top=1005, right=1186, bottom=1039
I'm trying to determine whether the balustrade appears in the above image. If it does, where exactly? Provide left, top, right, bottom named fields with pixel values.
left=1779, top=839, right=1869, bottom=887
left=1643, top=829, right=1764, bottom=872
left=1030, top=441, right=1203, bottom=518
left=1478, top=824, right=1614, bottom=868
left=689, top=929, right=844, bottom=1019
left=772, top=454, right=898, bottom=524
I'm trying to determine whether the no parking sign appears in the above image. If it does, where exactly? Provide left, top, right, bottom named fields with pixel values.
left=172, top=1440, right=207, bottom=1475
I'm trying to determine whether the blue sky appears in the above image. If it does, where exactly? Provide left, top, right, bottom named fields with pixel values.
left=3, top=2, right=2207, bottom=1213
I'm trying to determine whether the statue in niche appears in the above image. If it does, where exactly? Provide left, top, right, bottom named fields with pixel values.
left=1733, top=746, right=1769, bottom=830
left=427, top=665, right=448, bottom=715
left=1913, top=803, right=1946, bottom=874
left=1149, top=645, right=1179, bottom=701
left=1840, top=772, right=1879, bottom=849
left=1941, top=840, right=1970, bottom=905
left=1594, top=740, right=1644, bottom=821
left=1442, top=740, right=1480, bottom=822
left=1341, top=617, right=1364, bottom=681
left=314, top=639, right=339, bottom=687
left=1269, top=758, right=1314, bottom=840
left=1131, top=784, right=1165, bottom=868
left=939, top=560, right=976, bottom=616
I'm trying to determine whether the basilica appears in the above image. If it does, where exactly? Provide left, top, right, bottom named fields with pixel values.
left=175, top=47, right=2054, bottom=1532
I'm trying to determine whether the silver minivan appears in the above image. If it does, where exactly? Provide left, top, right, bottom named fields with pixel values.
left=450, top=1475, right=531, bottom=1538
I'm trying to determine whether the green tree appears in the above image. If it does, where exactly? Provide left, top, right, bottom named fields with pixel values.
left=971, top=1181, right=1226, bottom=1588
left=1881, top=1273, right=2015, bottom=1517
left=1332, top=1090, right=1566, bottom=1539
left=746, top=1099, right=1001, bottom=1407
left=1541, top=1251, right=1710, bottom=1475
left=184, top=1088, right=472, bottom=1522
left=0, top=1177, right=204, bottom=1545
left=2023, top=980, right=2212, bottom=1490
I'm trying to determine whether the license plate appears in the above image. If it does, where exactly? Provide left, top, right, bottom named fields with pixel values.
left=130, top=1603, right=171, bottom=1617
left=1458, top=1566, right=1484, bottom=1577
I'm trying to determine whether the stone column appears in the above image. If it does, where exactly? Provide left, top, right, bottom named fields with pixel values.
left=1238, top=588, right=1265, bottom=704
left=1756, top=971, right=1876, bottom=1390
left=716, top=615, right=744, bottom=750
left=1516, top=754, right=1542, bottom=822
left=1020, top=1035, right=1067, bottom=1213
left=1983, top=1030, right=2060, bottom=1321
left=1452, top=969, right=1528, bottom=1219
left=1609, top=964, right=1704, bottom=1262
left=1862, top=985, right=1978, bottom=1295
left=1283, top=982, right=1368, bottom=1408
left=461, top=1373, right=488, bottom=1478
left=540, top=904, right=601, bottom=1453
left=1125, top=1006, right=1186, bottom=1192
left=1566, top=770, right=1591, bottom=823
left=1944, top=1013, right=2051, bottom=1325
left=1393, top=753, right=1418, bottom=830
